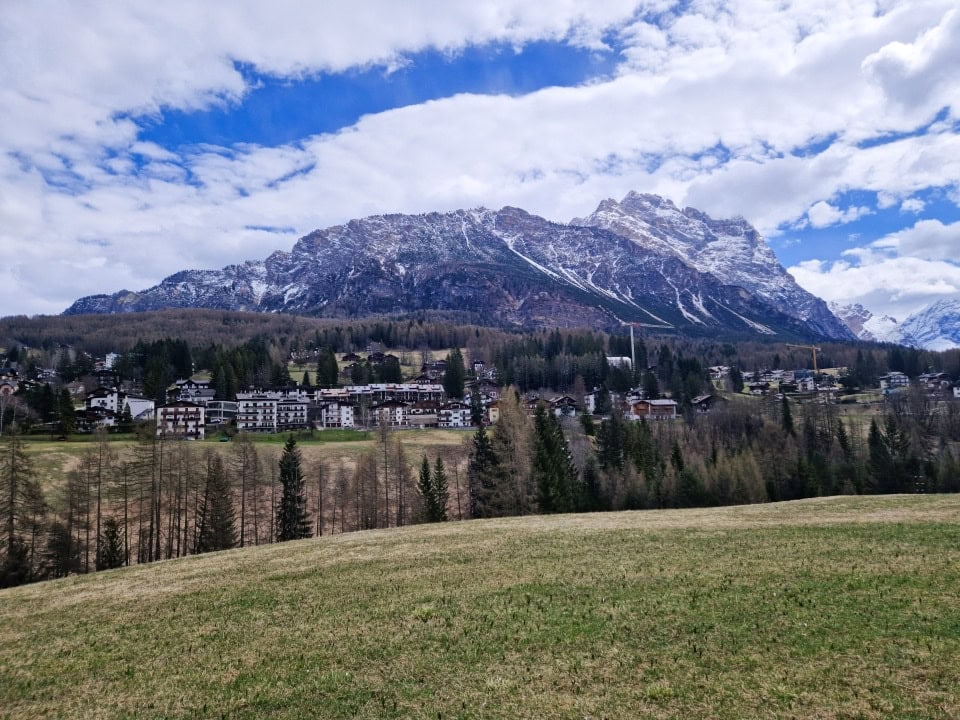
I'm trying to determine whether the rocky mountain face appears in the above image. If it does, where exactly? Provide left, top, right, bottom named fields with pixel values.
left=829, top=302, right=903, bottom=344
left=574, top=192, right=853, bottom=339
left=898, top=298, right=960, bottom=351
left=65, top=196, right=852, bottom=340
left=830, top=299, right=960, bottom=350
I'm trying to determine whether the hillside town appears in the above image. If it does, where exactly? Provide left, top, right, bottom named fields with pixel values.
left=3, top=342, right=960, bottom=439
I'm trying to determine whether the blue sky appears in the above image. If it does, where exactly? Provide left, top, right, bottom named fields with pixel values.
left=1, top=1, right=959, bottom=322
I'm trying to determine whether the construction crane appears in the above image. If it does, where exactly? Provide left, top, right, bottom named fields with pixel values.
left=785, top=343, right=822, bottom=374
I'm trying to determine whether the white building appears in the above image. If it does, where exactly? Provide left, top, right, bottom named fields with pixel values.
left=236, top=393, right=277, bottom=432
left=438, top=401, right=471, bottom=428
left=277, top=398, right=309, bottom=431
left=156, top=402, right=206, bottom=439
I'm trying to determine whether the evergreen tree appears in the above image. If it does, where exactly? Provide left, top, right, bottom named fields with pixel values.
left=431, top=457, right=450, bottom=522
left=196, top=453, right=237, bottom=553
left=58, top=388, right=76, bottom=436
left=596, top=408, right=625, bottom=471
left=532, top=405, right=579, bottom=513
left=417, top=455, right=432, bottom=520
left=44, top=520, right=81, bottom=578
left=469, top=390, right=485, bottom=427
left=276, top=436, right=311, bottom=541
left=95, top=517, right=125, bottom=570
left=467, top=424, right=501, bottom=518
left=781, top=395, right=794, bottom=436
left=443, top=348, right=466, bottom=399
left=301, top=370, right=312, bottom=389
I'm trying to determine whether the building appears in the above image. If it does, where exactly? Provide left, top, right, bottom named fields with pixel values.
left=277, top=398, right=309, bottom=431
left=236, top=393, right=277, bottom=432
left=156, top=401, right=206, bottom=439
left=549, top=396, right=578, bottom=417
left=371, top=399, right=409, bottom=427
left=879, top=372, right=909, bottom=389
left=438, top=401, right=471, bottom=428
left=206, top=400, right=238, bottom=425
left=631, top=399, right=678, bottom=420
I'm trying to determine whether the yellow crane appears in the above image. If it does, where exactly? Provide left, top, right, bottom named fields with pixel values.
left=785, top=343, right=822, bottom=374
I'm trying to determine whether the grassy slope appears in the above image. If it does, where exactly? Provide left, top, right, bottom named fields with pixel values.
left=1, top=496, right=959, bottom=719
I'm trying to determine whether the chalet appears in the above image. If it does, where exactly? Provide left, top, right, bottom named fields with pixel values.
left=631, top=398, right=678, bottom=420
left=77, top=406, right=118, bottom=431
left=549, top=395, right=578, bottom=417
left=709, top=366, right=730, bottom=379
left=438, top=401, right=471, bottom=428
left=85, top=386, right=122, bottom=413
left=746, top=382, right=771, bottom=395
left=367, top=351, right=387, bottom=364
left=170, top=377, right=215, bottom=404
left=156, top=402, right=205, bottom=440
left=472, top=359, right=486, bottom=374
left=342, top=352, right=362, bottom=362
left=691, top=394, right=717, bottom=413
left=466, top=378, right=501, bottom=400
left=880, top=372, right=909, bottom=389
left=606, top=356, right=632, bottom=370
left=918, top=372, right=951, bottom=390
left=796, top=377, right=816, bottom=393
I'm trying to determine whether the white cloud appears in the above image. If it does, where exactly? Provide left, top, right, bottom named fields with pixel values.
left=900, top=197, right=926, bottom=213
left=806, top=201, right=873, bottom=228
left=789, top=217, right=960, bottom=318
left=2, top=1, right=960, bottom=316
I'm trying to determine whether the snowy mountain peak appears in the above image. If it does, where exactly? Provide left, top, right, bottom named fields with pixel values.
left=575, top=193, right=853, bottom=340
left=64, top=193, right=851, bottom=341
left=829, top=302, right=902, bottom=343
left=899, top=298, right=960, bottom=351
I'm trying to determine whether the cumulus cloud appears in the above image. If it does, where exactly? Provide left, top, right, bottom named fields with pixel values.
left=2, top=1, right=960, bottom=316
left=806, top=201, right=873, bottom=228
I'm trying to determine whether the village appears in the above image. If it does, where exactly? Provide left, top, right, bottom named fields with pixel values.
left=3, top=342, right=960, bottom=441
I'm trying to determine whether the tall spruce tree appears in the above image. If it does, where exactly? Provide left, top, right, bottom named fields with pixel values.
left=96, top=517, right=126, bottom=570
left=431, top=457, right=449, bottom=522
left=417, top=455, right=432, bottom=520
left=443, top=348, right=466, bottom=399
left=276, top=436, right=311, bottom=541
left=467, top=424, right=501, bottom=518
left=469, top=390, right=485, bottom=427
left=196, top=453, right=237, bottom=553
left=1, top=430, right=43, bottom=587
left=532, top=405, right=579, bottom=513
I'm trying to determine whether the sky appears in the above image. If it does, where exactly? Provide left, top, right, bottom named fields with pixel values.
left=2, top=1, right=959, bottom=323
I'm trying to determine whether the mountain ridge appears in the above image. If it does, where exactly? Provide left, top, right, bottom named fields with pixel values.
left=65, top=194, right=853, bottom=341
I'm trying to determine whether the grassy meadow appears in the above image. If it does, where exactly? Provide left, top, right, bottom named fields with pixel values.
left=1, top=495, right=959, bottom=719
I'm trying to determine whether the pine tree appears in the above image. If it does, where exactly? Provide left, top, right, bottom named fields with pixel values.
left=469, top=390, right=484, bottom=427
left=96, top=517, right=125, bottom=570
left=781, top=395, right=795, bottom=436
left=417, top=455, right=432, bottom=520
left=196, top=453, right=237, bottom=553
left=443, top=348, right=466, bottom=399
left=276, top=436, right=311, bottom=541
left=58, top=388, right=76, bottom=436
left=467, top=424, right=501, bottom=518
left=431, top=457, right=449, bottom=522
left=532, top=405, right=579, bottom=513
left=301, top=370, right=312, bottom=389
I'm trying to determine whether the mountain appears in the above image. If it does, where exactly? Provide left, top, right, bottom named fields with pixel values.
left=830, top=298, right=960, bottom=350
left=898, top=298, right=960, bottom=351
left=64, top=198, right=849, bottom=340
left=573, top=192, right=853, bottom=339
left=829, top=302, right=903, bottom=344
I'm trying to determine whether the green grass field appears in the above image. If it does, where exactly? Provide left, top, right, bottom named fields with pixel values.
left=1, top=495, right=958, bottom=719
